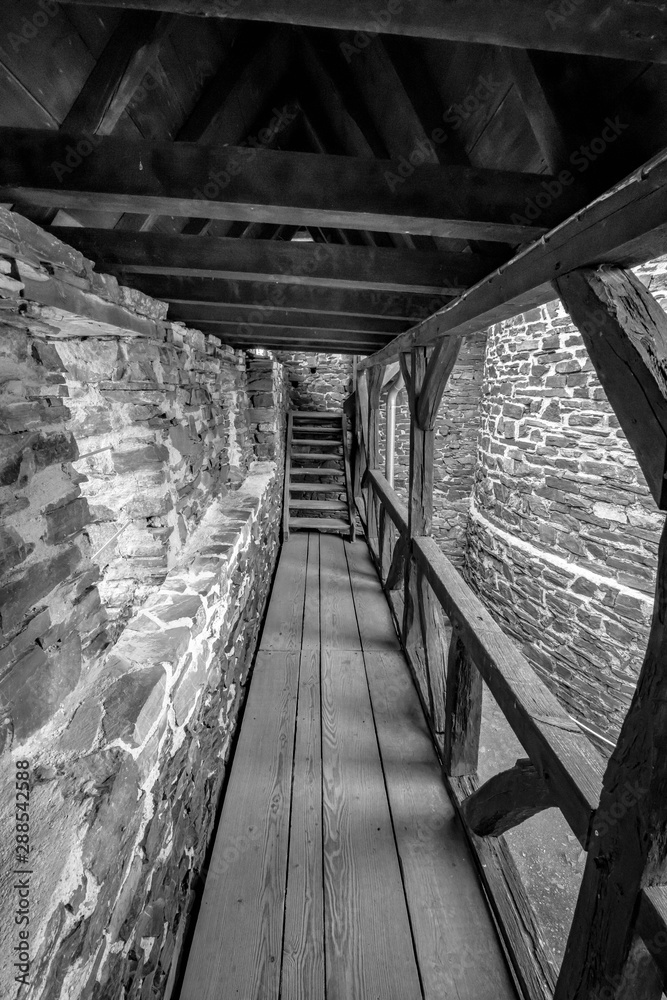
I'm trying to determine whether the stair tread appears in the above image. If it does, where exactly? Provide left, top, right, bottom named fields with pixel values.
left=290, top=467, right=344, bottom=475
left=290, top=483, right=345, bottom=492
left=292, top=438, right=341, bottom=446
left=292, top=425, right=341, bottom=433
left=289, top=517, right=350, bottom=530
left=290, top=499, right=347, bottom=510
left=292, top=412, right=342, bottom=420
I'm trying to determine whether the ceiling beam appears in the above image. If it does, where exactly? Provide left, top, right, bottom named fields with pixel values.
left=61, top=11, right=176, bottom=135
left=47, top=227, right=500, bottom=294
left=358, top=146, right=667, bottom=368
left=166, top=302, right=410, bottom=334
left=125, top=275, right=453, bottom=320
left=55, top=0, right=667, bottom=63
left=0, top=129, right=584, bottom=243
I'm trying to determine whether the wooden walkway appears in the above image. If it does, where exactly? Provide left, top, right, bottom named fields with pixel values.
left=179, top=532, right=518, bottom=1000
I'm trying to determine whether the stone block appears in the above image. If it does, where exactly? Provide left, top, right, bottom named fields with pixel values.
left=0, top=545, right=83, bottom=631
left=0, top=639, right=80, bottom=741
left=101, top=664, right=167, bottom=744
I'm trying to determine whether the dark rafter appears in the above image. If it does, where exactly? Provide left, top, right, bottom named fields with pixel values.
left=0, top=129, right=585, bottom=242
left=46, top=227, right=492, bottom=294
left=55, top=0, right=667, bottom=63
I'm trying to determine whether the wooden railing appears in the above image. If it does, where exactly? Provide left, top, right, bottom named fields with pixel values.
left=349, top=371, right=667, bottom=1000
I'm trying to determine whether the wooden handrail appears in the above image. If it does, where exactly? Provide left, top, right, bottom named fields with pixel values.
left=413, top=535, right=604, bottom=844
left=366, top=469, right=408, bottom=537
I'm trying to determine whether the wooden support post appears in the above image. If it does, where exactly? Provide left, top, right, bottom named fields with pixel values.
left=553, top=266, right=667, bottom=1000
left=401, top=339, right=463, bottom=738
left=461, top=758, right=556, bottom=836
left=365, top=365, right=385, bottom=545
left=555, top=267, right=667, bottom=509
left=443, top=628, right=484, bottom=777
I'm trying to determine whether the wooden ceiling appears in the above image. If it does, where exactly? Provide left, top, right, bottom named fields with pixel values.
left=1, top=1, right=667, bottom=355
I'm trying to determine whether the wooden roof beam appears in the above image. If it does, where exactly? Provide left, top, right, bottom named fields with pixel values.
left=46, top=227, right=490, bottom=294
left=125, top=275, right=453, bottom=320
left=55, top=0, right=667, bottom=63
left=167, top=303, right=410, bottom=334
left=0, top=129, right=585, bottom=243
left=358, top=146, right=667, bottom=369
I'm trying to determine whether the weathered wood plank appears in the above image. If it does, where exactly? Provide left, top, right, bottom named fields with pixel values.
left=414, top=535, right=604, bottom=843
left=321, top=648, right=422, bottom=1000
left=280, top=648, right=324, bottom=1000
left=0, top=129, right=583, bottom=242
left=301, top=532, right=320, bottom=651
left=179, top=649, right=298, bottom=1000
left=319, top=534, right=361, bottom=651
left=61, top=11, right=175, bottom=134
left=259, top=532, right=307, bottom=652
left=416, top=337, right=463, bottom=430
left=461, top=758, right=557, bottom=837
left=344, top=540, right=400, bottom=652
left=55, top=0, right=667, bottom=63
left=46, top=227, right=490, bottom=295
left=130, top=275, right=453, bottom=320
left=443, top=628, right=483, bottom=777
left=358, top=146, right=667, bottom=369
left=449, top=774, right=558, bottom=1000
left=365, top=649, right=518, bottom=1000
left=555, top=266, right=667, bottom=509
left=167, top=301, right=411, bottom=334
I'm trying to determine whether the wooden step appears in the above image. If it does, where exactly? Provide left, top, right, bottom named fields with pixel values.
left=289, top=517, right=350, bottom=532
left=292, top=453, right=343, bottom=462
left=290, top=483, right=345, bottom=492
left=290, top=469, right=345, bottom=478
left=291, top=438, right=341, bottom=446
left=292, top=412, right=342, bottom=420
left=292, top=425, right=341, bottom=433
left=289, top=499, right=348, bottom=511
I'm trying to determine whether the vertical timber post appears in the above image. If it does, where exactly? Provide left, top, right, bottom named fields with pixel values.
left=553, top=266, right=667, bottom=1000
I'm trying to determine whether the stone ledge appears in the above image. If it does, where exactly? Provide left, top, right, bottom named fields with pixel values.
left=58, top=460, right=278, bottom=755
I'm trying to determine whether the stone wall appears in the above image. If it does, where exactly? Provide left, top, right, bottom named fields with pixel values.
left=377, top=335, right=487, bottom=569
left=464, top=264, right=667, bottom=749
left=276, top=351, right=353, bottom=411
left=0, top=210, right=288, bottom=1000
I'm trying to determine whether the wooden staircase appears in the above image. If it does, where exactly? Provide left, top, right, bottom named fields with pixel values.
left=283, top=410, right=355, bottom=541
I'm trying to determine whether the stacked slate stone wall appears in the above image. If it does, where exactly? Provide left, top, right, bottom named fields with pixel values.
left=0, top=210, right=287, bottom=1000
left=276, top=351, right=353, bottom=411
left=464, top=261, right=667, bottom=749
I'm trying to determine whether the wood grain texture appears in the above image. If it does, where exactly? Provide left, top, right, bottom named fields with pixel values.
left=366, top=649, right=518, bottom=1000
left=344, top=539, right=400, bottom=652
left=444, top=628, right=483, bottom=777
left=301, top=532, right=321, bottom=651
left=180, top=649, right=299, bottom=1000
left=319, top=534, right=361, bottom=650
left=280, top=648, right=324, bottom=1000
left=554, top=519, right=667, bottom=1000
left=321, top=648, right=422, bottom=1000
left=414, top=534, right=604, bottom=845
left=259, top=533, right=307, bottom=652
left=555, top=266, right=667, bottom=508
left=461, top=758, right=556, bottom=837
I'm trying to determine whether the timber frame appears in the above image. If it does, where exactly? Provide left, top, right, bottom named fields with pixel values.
left=4, top=3, right=667, bottom=996
left=351, top=144, right=667, bottom=998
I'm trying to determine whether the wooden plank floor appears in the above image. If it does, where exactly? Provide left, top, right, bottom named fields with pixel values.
left=180, top=532, right=518, bottom=1000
